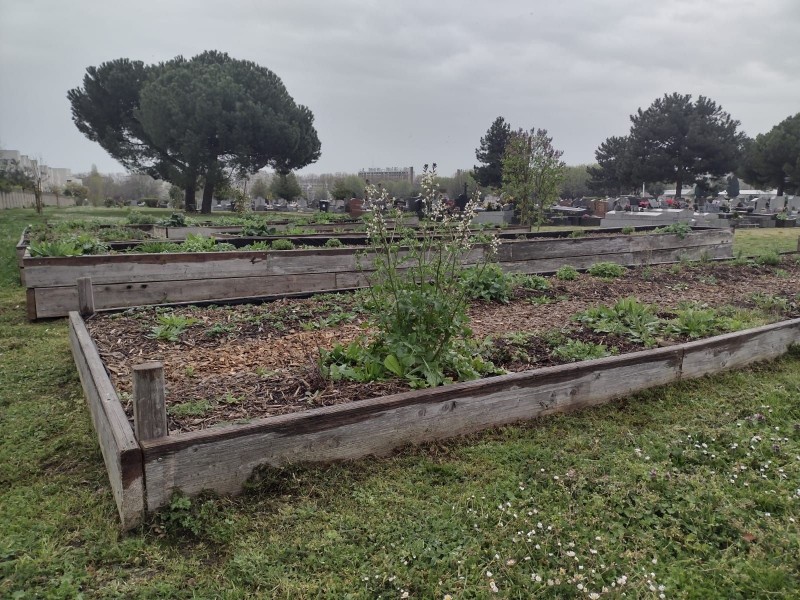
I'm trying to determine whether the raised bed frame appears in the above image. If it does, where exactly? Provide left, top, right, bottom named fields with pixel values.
left=68, top=311, right=800, bottom=529
left=26, top=229, right=733, bottom=320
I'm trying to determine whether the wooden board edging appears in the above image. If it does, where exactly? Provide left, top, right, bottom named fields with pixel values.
left=70, top=310, right=800, bottom=523
left=26, top=229, right=733, bottom=319
left=68, top=312, right=144, bottom=529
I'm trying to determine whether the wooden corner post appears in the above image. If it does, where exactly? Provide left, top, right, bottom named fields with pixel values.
left=76, top=277, right=95, bottom=317
left=133, top=362, right=168, bottom=441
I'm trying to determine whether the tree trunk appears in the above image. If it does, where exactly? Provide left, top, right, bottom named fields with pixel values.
left=675, top=176, right=683, bottom=200
left=201, top=179, right=214, bottom=214
left=184, top=185, right=196, bottom=212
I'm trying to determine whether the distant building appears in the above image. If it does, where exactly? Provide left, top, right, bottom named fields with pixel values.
left=0, top=149, right=75, bottom=187
left=358, top=166, right=414, bottom=184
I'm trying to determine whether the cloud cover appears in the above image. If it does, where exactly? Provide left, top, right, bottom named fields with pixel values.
left=1, top=0, right=798, bottom=176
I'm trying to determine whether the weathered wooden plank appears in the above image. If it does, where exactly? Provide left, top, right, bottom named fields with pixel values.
left=23, top=249, right=362, bottom=287
left=133, top=362, right=168, bottom=441
left=507, top=230, right=732, bottom=261
left=681, top=319, right=800, bottom=379
left=77, top=277, right=95, bottom=316
left=26, top=288, right=37, bottom=321
left=500, top=244, right=732, bottom=274
left=140, top=347, right=683, bottom=510
left=68, top=313, right=144, bottom=529
left=34, top=272, right=341, bottom=318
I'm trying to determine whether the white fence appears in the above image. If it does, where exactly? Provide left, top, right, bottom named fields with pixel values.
left=0, top=190, right=75, bottom=210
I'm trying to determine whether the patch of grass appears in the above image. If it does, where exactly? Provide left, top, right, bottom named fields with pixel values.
left=734, top=228, right=799, bottom=256
left=754, top=250, right=781, bottom=266
left=169, top=399, right=213, bottom=417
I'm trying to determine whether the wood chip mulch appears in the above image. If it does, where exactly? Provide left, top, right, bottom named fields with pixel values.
left=85, top=259, right=800, bottom=433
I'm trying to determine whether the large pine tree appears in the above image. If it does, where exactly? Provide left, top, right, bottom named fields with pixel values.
left=625, top=93, right=744, bottom=198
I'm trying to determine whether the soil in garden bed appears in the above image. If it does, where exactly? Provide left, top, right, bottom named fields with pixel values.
left=86, top=258, right=800, bottom=433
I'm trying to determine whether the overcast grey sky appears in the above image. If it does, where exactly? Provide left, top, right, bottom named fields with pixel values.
left=1, top=0, right=798, bottom=177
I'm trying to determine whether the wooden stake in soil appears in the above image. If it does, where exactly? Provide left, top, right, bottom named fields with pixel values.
left=133, top=362, right=168, bottom=441
left=76, top=277, right=95, bottom=317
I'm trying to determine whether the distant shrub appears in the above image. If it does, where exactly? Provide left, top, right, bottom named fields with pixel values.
left=270, top=239, right=295, bottom=250
left=587, top=262, right=626, bottom=278
left=556, top=265, right=579, bottom=281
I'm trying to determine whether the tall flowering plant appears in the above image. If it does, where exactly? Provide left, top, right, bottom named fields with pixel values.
left=323, top=164, right=500, bottom=388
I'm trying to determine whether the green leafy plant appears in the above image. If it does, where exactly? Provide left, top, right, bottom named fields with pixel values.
left=129, top=241, right=182, bottom=254
left=180, top=234, right=235, bottom=253
left=575, top=297, right=661, bottom=346
left=569, top=229, right=585, bottom=238
left=667, top=304, right=723, bottom=339
left=555, top=265, right=579, bottom=281
left=158, top=213, right=187, bottom=227
left=149, top=313, right=198, bottom=342
left=551, top=339, right=613, bottom=362
left=241, top=241, right=271, bottom=251
left=125, top=210, right=159, bottom=224
left=321, top=164, right=501, bottom=387
left=460, top=264, right=513, bottom=303
left=154, top=492, right=235, bottom=543
left=621, top=226, right=635, bottom=234
left=653, top=222, right=692, bottom=239
left=587, top=261, right=626, bottom=279
left=28, top=240, right=83, bottom=257
left=324, top=237, right=343, bottom=248
left=270, top=239, right=295, bottom=251
left=240, top=222, right=277, bottom=236
left=515, top=273, right=550, bottom=291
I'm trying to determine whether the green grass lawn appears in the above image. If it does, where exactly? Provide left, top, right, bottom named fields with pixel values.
left=1, top=207, right=799, bottom=598
left=734, top=228, right=800, bottom=256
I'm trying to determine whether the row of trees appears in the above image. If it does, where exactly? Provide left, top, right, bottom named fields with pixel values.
left=68, top=51, right=321, bottom=213
left=473, top=117, right=566, bottom=226
left=587, top=93, right=800, bottom=201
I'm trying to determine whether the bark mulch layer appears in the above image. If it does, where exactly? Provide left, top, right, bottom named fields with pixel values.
left=86, top=258, right=800, bottom=434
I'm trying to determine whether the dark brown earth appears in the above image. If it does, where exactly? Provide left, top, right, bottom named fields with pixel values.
left=86, top=258, right=800, bottom=433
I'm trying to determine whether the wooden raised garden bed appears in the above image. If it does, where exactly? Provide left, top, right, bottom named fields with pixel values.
left=69, top=309, right=800, bottom=530
left=26, top=229, right=733, bottom=319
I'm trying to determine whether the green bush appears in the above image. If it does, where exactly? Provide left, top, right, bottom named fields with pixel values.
left=515, top=274, right=550, bottom=291
left=270, top=239, right=295, bottom=251
left=587, top=261, right=626, bottom=278
left=125, top=210, right=159, bottom=225
left=621, top=226, right=635, bottom=234
left=653, top=222, right=692, bottom=239
left=324, top=238, right=343, bottom=248
left=556, top=265, right=579, bottom=281
left=321, top=166, right=501, bottom=388
left=461, top=264, right=513, bottom=303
